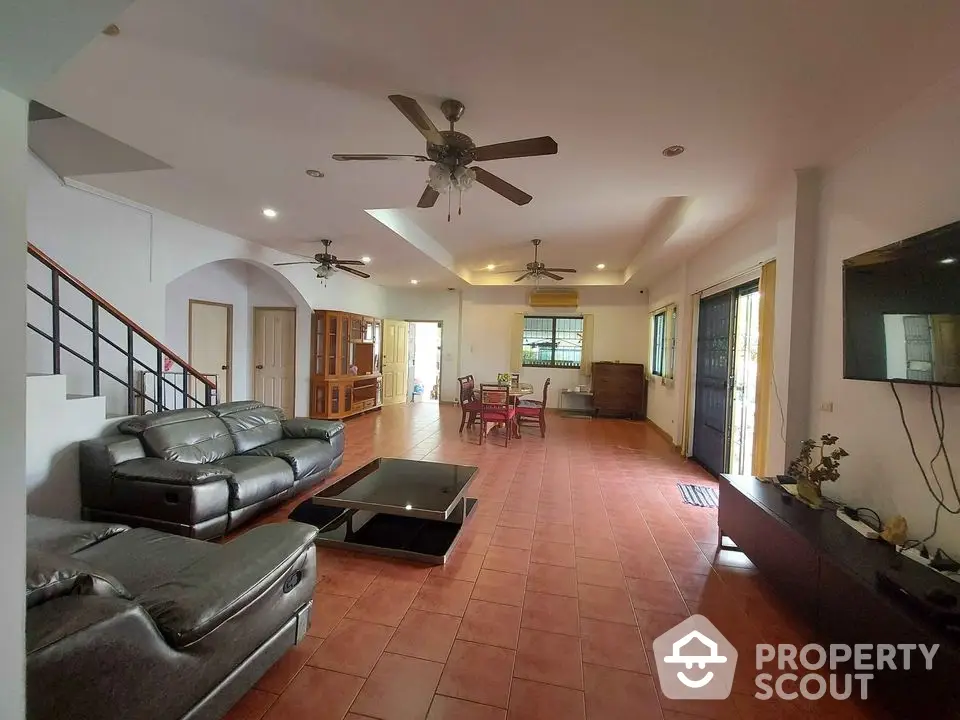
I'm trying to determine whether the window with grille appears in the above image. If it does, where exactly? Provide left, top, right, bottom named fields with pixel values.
left=651, top=311, right=666, bottom=376
left=522, top=316, right=583, bottom=369
left=649, top=304, right=677, bottom=379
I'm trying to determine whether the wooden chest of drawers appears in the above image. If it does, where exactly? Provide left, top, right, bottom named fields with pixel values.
left=592, top=362, right=647, bottom=419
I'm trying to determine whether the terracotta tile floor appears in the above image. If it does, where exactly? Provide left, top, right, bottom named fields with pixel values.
left=226, top=403, right=887, bottom=720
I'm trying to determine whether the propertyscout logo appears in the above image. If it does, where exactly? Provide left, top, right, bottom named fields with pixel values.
left=653, top=615, right=939, bottom=702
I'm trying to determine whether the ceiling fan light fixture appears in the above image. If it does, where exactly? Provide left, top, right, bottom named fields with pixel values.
left=426, top=164, right=476, bottom=193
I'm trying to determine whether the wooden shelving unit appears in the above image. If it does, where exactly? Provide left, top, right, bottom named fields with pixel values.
left=310, top=310, right=383, bottom=419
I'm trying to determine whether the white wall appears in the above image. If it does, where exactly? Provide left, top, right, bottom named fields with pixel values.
left=460, top=286, right=649, bottom=408
left=809, top=68, right=960, bottom=557
left=26, top=375, right=121, bottom=519
left=381, top=289, right=461, bottom=402
left=164, top=259, right=304, bottom=407
left=646, top=68, right=960, bottom=558
left=0, top=86, right=27, bottom=720
left=27, top=154, right=387, bottom=416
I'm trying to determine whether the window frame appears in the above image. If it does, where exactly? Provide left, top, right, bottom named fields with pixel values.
left=651, top=311, right=667, bottom=376
left=521, top=315, right=584, bottom=370
left=649, top=303, right=677, bottom=381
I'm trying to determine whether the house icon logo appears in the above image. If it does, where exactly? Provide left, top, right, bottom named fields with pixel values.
left=652, top=615, right=738, bottom=700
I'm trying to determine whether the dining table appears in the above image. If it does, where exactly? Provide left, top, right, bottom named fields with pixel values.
left=477, top=382, right=534, bottom=438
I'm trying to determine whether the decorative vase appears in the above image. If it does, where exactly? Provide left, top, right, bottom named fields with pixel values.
left=796, top=477, right=822, bottom=508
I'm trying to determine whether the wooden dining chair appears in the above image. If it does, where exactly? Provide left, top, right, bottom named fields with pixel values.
left=478, top=383, right=516, bottom=447
left=457, top=375, right=480, bottom=433
left=516, top=377, right=550, bottom=437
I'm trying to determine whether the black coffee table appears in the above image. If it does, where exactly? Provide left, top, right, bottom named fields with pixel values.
left=301, top=457, right=479, bottom=564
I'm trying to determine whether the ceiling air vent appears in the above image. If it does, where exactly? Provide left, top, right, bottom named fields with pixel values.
left=528, top=288, right=579, bottom=309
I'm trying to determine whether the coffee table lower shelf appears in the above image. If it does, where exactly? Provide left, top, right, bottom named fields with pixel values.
left=298, top=497, right=478, bottom=565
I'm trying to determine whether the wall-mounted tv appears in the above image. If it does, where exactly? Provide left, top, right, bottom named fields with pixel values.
left=843, top=220, right=960, bottom=387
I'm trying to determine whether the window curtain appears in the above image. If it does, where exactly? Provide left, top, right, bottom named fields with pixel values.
left=509, top=313, right=524, bottom=373
left=580, top=314, right=594, bottom=376
left=679, top=293, right=699, bottom=455
left=752, top=260, right=777, bottom=475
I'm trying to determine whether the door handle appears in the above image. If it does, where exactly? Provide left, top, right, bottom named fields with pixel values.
left=221, top=365, right=229, bottom=370
left=256, top=364, right=264, bottom=369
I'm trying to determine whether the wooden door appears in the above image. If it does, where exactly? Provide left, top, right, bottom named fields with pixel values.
left=382, top=319, right=409, bottom=406
left=932, top=314, right=960, bottom=385
left=253, top=308, right=296, bottom=416
left=189, top=300, right=231, bottom=402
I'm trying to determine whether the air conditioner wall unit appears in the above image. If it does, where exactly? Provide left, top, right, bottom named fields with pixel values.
left=528, top=288, right=579, bottom=308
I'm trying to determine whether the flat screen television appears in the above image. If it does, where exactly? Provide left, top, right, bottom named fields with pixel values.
left=843, top=220, right=960, bottom=387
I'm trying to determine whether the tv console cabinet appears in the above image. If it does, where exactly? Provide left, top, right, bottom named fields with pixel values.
left=719, top=474, right=960, bottom=716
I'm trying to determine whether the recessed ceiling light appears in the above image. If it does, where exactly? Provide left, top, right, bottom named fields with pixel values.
left=410, top=279, right=419, bottom=285
left=486, top=264, right=496, bottom=271
left=662, top=145, right=685, bottom=157
left=361, top=256, right=372, bottom=263
left=262, top=207, right=278, bottom=218
left=940, top=257, right=957, bottom=265
left=305, top=169, right=325, bottom=178
left=596, top=263, right=606, bottom=270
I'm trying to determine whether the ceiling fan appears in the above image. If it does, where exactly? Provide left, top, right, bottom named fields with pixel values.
left=504, top=239, right=577, bottom=284
left=332, top=95, right=557, bottom=219
left=273, top=239, right=370, bottom=283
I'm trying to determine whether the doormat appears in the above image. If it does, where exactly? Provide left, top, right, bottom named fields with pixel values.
left=677, top=483, right=719, bottom=508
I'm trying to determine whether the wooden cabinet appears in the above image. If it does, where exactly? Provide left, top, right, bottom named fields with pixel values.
left=310, top=310, right=383, bottom=419
left=592, top=361, right=647, bottom=419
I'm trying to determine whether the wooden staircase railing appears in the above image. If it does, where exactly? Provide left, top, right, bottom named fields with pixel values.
left=26, top=244, right=217, bottom=415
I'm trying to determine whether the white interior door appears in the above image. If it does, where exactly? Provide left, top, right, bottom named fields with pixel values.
left=189, top=300, right=231, bottom=403
left=382, top=319, right=409, bottom=406
left=253, top=308, right=296, bottom=416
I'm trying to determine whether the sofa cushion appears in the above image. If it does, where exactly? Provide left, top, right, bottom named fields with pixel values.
left=217, top=405, right=285, bottom=453
left=213, top=455, right=294, bottom=509
left=75, top=526, right=220, bottom=596
left=119, top=409, right=237, bottom=464
left=26, top=550, right=131, bottom=608
left=27, top=515, right=129, bottom=555
left=246, top=438, right=336, bottom=481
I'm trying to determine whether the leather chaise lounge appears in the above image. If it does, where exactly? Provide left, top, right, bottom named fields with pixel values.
left=26, top=514, right=318, bottom=720
left=79, top=401, right=344, bottom=539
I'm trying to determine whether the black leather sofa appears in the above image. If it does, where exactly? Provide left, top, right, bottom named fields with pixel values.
left=79, top=401, right=344, bottom=539
left=26, top=514, right=317, bottom=720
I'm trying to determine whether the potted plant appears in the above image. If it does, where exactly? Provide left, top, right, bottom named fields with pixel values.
left=786, top=434, right=849, bottom=508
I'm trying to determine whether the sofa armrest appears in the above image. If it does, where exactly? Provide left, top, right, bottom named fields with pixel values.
left=81, top=458, right=232, bottom=533
left=138, top=522, right=318, bottom=648
left=282, top=418, right=344, bottom=442
left=113, top=457, right=233, bottom=486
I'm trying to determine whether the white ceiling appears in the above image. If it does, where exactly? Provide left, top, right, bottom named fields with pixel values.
left=35, top=0, right=960, bottom=288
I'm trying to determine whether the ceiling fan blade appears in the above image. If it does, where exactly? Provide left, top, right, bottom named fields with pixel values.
left=337, top=265, right=371, bottom=279
left=473, top=136, right=558, bottom=162
left=541, top=271, right=564, bottom=281
left=543, top=268, right=577, bottom=273
left=332, top=153, right=430, bottom=162
left=473, top=167, right=532, bottom=206
left=335, top=259, right=366, bottom=266
left=418, top=185, right=440, bottom=208
left=388, top=95, right=445, bottom=146
left=514, top=272, right=533, bottom=282
left=273, top=261, right=317, bottom=266
left=495, top=269, right=525, bottom=274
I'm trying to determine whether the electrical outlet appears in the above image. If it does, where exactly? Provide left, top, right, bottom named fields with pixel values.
left=820, top=401, right=834, bottom=412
